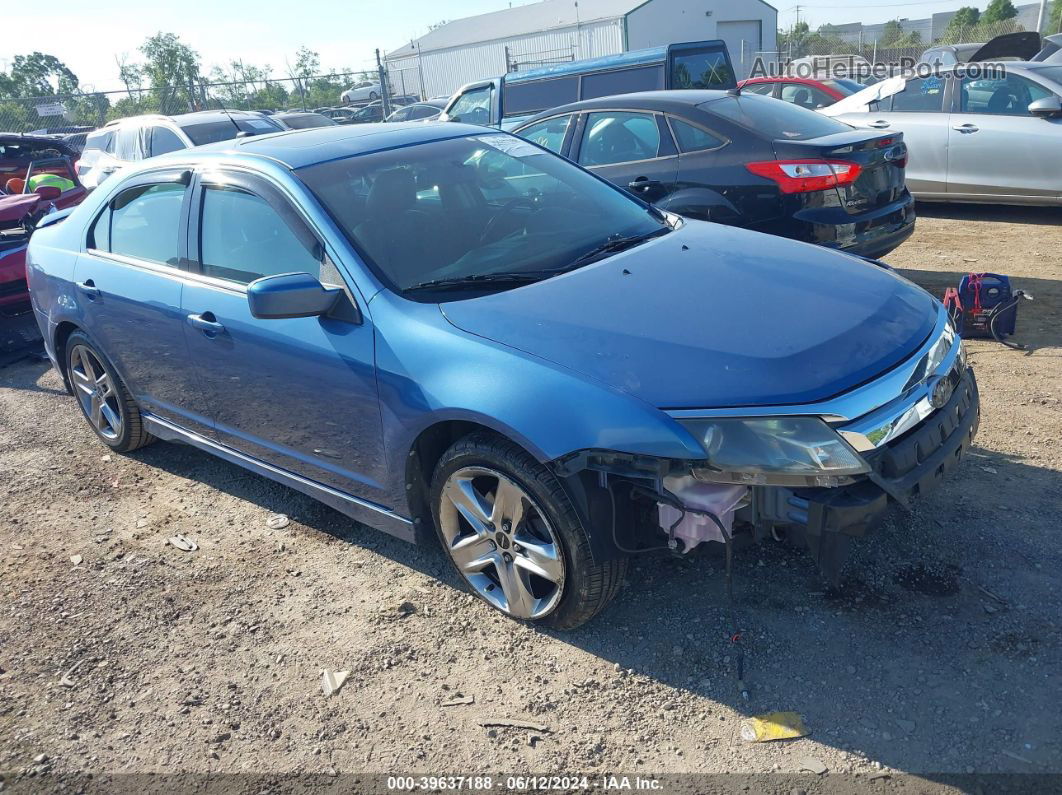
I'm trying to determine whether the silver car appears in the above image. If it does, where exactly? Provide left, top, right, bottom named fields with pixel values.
left=827, top=63, right=1062, bottom=205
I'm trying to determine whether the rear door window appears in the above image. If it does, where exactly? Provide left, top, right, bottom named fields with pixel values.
left=107, top=182, right=185, bottom=265
left=517, top=115, right=573, bottom=154
left=578, top=111, right=661, bottom=167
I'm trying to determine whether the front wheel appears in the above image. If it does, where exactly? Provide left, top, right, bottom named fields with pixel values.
left=430, top=434, right=627, bottom=629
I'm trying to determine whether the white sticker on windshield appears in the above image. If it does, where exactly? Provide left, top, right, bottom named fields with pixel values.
left=477, top=134, right=540, bottom=158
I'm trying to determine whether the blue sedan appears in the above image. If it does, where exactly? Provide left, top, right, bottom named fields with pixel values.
left=26, top=123, right=978, bottom=628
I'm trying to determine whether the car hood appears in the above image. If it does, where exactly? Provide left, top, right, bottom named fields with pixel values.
left=439, top=222, right=938, bottom=409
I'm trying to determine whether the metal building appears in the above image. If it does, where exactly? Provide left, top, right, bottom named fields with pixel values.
left=385, top=0, right=778, bottom=100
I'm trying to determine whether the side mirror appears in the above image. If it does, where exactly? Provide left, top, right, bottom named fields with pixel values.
left=34, top=185, right=62, bottom=201
left=1028, top=96, right=1062, bottom=118
left=247, top=272, right=341, bottom=320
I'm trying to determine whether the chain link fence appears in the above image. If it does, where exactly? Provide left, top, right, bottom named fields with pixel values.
left=0, top=70, right=412, bottom=135
left=776, top=19, right=1031, bottom=70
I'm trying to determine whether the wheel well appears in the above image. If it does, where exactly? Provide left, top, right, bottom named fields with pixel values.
left=404, top=420, right=507, bottom=539
left=53, top=321, right=80, bottom=391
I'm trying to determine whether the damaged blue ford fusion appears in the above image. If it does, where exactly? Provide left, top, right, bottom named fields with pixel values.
left=27, top=123, right=978, bottom=629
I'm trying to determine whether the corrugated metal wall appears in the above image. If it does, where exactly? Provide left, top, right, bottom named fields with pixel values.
left=386, top=18, right=625, bottom=100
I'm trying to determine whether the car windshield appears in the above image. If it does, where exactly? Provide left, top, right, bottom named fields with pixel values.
left=298, top=133, right=668, bottom=298
left=705, top=93, right=852, bottom=140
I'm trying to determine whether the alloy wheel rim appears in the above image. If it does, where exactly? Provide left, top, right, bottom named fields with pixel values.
left=438, top=466, right=564, bottom=620
left=70, top=345, right=123, bottom=441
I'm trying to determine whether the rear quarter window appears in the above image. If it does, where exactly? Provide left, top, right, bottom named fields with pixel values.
left=703, top=94, right=851, bottom=140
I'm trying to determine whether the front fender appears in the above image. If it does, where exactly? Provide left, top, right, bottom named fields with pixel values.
left=369, top=293, right=705, bottom=507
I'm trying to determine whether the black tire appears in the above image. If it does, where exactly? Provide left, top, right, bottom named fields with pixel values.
left=65, top=330, right=155, bottom=453
left=369, top=91, right=379, bottom=101
left=430, top=432, right=627, bottom=629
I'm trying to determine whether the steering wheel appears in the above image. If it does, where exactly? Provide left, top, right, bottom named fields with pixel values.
left=479, top=197, right=537, bottom=244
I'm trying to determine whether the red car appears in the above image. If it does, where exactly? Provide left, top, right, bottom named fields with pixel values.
left=0, top=140, right=87, bottom=311
left=737, top=76, right=865, bottom=110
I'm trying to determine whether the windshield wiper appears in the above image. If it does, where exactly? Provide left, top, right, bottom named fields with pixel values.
left=403, top=272, right=548, bottom=293
left=566, top=228, right=670, bottom=269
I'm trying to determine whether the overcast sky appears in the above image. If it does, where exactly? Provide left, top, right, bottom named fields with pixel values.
left=5, top=0, right=1027, bottom=92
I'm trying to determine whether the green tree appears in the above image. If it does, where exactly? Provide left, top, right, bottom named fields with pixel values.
left=943, top=6, right=980, bottom=41
left=879, top=20, right=905, bottom=47
left=779, top=21, right=812, bottom=58
left=1051, top=0, right=1062, bottom=32
left=1, top=53, right=79, bottom=97
left=981, top=0, right=1018, bottom=24
left=139, top=32, right=205, bottom=114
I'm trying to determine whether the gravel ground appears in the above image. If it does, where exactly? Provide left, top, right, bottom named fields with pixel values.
left=1, top=204, right=1060, bottom=793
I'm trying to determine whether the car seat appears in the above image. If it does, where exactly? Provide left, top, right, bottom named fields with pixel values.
left=353, top=168, right=435, bottom=287
left=792, top=88, right=812, bottom=108
left=987, top=87, right=1016, bottom=113
left=5, top=177, right=25, bottom=195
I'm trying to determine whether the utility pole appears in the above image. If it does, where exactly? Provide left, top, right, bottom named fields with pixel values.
left=375, top=48, right=391, bottom=117
left=1035, top=0, right=1047, bottom=33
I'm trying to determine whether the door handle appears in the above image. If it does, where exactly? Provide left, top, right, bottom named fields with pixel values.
left=76, top=280, right=101, bottom=299
left=186, top=312, right=225, bottom=335
left=952, top=123, right=979, bottom=133
left=628, top=177, right=660, bottom=191
left=868, top=120, right=891, bottom=129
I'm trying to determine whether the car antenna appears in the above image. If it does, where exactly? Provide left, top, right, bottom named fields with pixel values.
left=727, top=86, right=742, bottom=96
left=216, top=105, right=249, bottom=138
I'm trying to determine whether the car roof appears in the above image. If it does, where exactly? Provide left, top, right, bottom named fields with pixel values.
left=189, top=121, right=489, bottom=169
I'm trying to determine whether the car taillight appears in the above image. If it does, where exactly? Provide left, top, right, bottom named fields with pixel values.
left=745, top=159, right=862, bottom=194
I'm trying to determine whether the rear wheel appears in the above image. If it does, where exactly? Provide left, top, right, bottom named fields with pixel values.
left=430, top=433, right=627, bottom=629
left=66, top=331, right=154, bottom=453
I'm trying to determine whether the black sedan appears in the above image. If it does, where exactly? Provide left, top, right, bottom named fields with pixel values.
left=514, top=90, right=915, bottom=258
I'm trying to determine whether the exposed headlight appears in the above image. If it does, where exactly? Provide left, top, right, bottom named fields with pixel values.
left=677, top=416, right=871, bottom=488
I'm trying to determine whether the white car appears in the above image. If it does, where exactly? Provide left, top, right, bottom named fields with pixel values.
left=821, top=63, right=1062, bottom=205
left=340, top=81, right=382, bottom=104
left=76, top=110, right=282, bottom=190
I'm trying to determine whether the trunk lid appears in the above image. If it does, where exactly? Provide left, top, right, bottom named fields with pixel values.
left=773, top=129, right=908, bottom=214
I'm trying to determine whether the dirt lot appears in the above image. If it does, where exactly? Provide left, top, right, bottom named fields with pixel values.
left=1, top=204, right=1060, bottom=793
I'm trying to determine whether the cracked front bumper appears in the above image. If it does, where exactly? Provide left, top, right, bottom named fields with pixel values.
left=766, top=367, right=979, bottom=580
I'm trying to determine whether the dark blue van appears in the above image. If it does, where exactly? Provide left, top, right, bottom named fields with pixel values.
left=438, top=40, right=736, bottom=129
